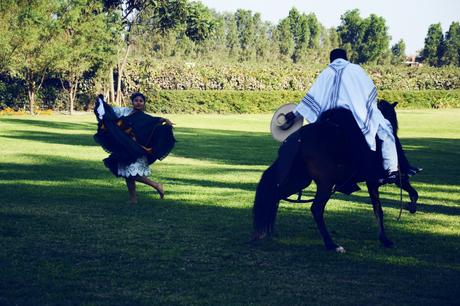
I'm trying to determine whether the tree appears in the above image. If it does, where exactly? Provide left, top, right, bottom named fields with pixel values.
left=337, top=9, right=362, bottom=61
left=185, top=1, right=217, bottom=42
left=235, top=9, right=256, bottom=61
left=357, top=14, right=390, bottom=63
left=1, top=0, right=62, bottom=114
left=292, top=15, right=310, bottom=62
left=0, top=1, right=17, bottom=73
left=224, top=13, right=240, bottom=57
left=286, top=8, right=309, bottom=63
left=252, top=13, right=270, bottom=59
left=306, top=13, right=320, bottom=49
left=391, top=39, right=406, bottom=65
left=442, top=22, right=460, bottom=66
left=55, top=0, right=121, bottom=114
left=277, top=18, right=294, bottom=60
left=102, top=0, right=183, bottom=104
left=325, top=27, right=340, bottom=50
left=287, top=8, right=302, bottom=45
left=421, top=23, right=444, bottom=66
left=337, top=10, right=390, bottom=64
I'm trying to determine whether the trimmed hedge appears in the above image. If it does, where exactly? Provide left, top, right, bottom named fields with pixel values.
left=378, top=90, right=460, bottom=109
left=126, top=60, right=460, bottom=91
left=145, top=90, right=303, bottom=113
left=145, top=89, right=460, bottom=113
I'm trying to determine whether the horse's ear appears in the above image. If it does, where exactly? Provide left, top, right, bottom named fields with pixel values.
left=392, top=102, right=398, bottom=108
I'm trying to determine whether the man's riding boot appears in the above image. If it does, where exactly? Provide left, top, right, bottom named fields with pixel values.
left=407, top=165, right=423, bottom=177
left=378, top=170, right=399, bottom=185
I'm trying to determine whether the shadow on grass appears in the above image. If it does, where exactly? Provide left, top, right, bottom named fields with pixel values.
left=1, top=130, right=98, bottom=147
left=0, top=155, right=109, bottom=181
left=1, top=176, right=459, bottom=305
left=1, top=126, right=459, bottom=205
left=1, top=116, right=459, bottom=304
left=1, top=153, right=459, bottom=304
left=0, top=117, right=95, bottom=131
left=0, top=125, right=278, bottom=166
left=330, top=190, right=460, bottom=216
left=4, top=152, right=456, bottom=217
left=169, top=127, right=279, bottom=166
left=2, top=115, right=459, bottom=180
left=2, top=119, right=459, bottom=186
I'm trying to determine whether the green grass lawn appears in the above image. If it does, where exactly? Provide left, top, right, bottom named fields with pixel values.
left=0, top=110, right=459, bottom=305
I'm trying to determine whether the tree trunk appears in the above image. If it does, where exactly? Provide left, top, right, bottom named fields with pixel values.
left=28, top=86, right=35, bottom=115
left=115, top=43, right=131, bottom=106
left=73, top=79, right=78, bottom=113
left=68, top=80, right=78, bottom=115
left=109, top=66, right=115, bottom=104
left=69, top=94, right=74, bottom=115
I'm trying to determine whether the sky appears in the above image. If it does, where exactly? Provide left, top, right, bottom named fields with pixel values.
left=199, top=0, right=460, bottom=55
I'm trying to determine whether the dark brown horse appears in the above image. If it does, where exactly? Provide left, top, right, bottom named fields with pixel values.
left=252, top=100, right=419, bottom=252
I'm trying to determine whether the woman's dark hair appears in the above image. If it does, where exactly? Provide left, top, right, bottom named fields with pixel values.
left=130, top=92, right=146, bottom=103
left=330, top=48, right=348, bottom=63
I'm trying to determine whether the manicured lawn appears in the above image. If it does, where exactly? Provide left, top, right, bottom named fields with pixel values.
left=1, top=110, right=459, bottom=305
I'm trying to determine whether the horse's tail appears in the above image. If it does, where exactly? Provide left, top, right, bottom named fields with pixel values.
left=252, top=162, right=281, bottom=240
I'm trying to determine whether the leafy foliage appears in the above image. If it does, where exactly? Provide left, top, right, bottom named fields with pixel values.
left=0, top=1, right=459, bottom=112
left=391, top=39, right=406, bottom=65
left=139, top=89, right=460, bottom=114
left=442, top=22, right=460, bottom=66
left=337, top=9, right=390, bottom=64
left=421, top=23, right=444, bottom=66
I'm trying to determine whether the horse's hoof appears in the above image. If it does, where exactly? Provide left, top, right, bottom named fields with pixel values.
left=408, top=195, right=418, bottom=214
left=326, top=245, right=346, bottom=253
left=407, top=202, right=417, bottom=214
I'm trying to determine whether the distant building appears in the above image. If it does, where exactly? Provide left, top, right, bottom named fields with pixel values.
left=404, top=55, right=423, bottom=67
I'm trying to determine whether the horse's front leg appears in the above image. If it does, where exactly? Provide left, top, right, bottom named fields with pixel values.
left=310, top=181, right=344, bottom=252
left=366, top=182, right=394, bottom=247
left=395, top=176, right=418, bottom=214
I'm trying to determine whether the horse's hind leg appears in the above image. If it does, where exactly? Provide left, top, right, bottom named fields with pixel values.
left=366, top=182, right=394, bottom=247
left=395, top=176, right=418, bottom=214
left=310, top=181, right=344, bottom=252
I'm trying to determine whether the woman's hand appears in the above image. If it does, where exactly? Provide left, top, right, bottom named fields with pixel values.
left=163, top=118, right=174, bottom=126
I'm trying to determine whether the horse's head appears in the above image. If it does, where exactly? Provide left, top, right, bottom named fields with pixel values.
left=377, top=99, right=399, bottom=135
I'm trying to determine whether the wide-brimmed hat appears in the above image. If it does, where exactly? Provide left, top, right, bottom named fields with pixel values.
left=270, top=103, right=303, bottom=142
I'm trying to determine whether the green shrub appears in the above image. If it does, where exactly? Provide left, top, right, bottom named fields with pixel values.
left=126, top=59, right=460, bottom=91
left=145, top=89, right=460, bottom=113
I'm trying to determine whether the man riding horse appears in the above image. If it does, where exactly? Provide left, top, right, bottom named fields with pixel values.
left=284, top=48, right=421, bottom=184
left=253, top=49, right=423, bottom=251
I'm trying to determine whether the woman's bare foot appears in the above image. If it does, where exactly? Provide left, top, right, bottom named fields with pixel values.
left=155, top=183, right=164, bottom=199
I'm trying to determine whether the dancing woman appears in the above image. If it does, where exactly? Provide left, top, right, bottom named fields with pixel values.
left=94, top=93, right=175, bottom=204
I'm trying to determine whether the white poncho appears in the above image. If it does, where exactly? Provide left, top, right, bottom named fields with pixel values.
left=294, top=58, right=393, bottom=151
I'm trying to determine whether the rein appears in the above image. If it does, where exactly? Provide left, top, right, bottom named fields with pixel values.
left=282, top=190, right=336, bottom=204
left=396, top=169, right=404, bottom=221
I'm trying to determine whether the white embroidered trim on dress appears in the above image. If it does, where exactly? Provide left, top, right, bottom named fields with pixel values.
left=118, top=156, right=151, bottom=178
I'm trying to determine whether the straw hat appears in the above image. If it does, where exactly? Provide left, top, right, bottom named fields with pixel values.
left=270, top=103, right=303, bottom=142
